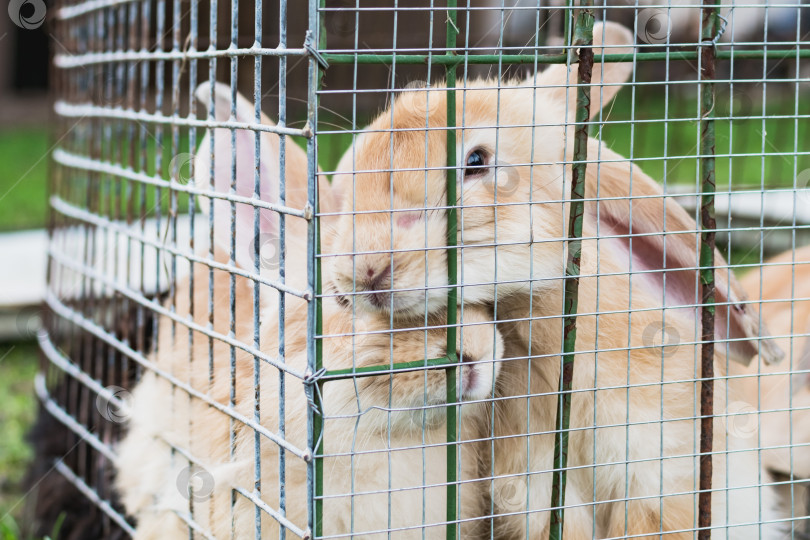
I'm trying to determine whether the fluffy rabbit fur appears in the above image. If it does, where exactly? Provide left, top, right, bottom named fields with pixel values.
left=736, top=245, right=810, bottom=480
left=324, top=21, right=785, bottom=538
left=115, top=82, right=504, bottom=539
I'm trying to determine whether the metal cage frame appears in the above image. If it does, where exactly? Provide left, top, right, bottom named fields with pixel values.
left=35, top=0, right=810, bottom=539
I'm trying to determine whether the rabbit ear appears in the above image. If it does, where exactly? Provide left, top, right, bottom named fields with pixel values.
left=532, top=21, right=634, bottom=121
left=587, top=142, right=784, bottom=367
left=194, top=81, right=309, bottom=271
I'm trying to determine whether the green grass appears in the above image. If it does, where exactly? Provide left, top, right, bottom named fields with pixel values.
left=0, top=514, right=63, bottom=540
left=0, top=344, right=39, bottom=533
left=599, top=86, right=810, bottom=189
left=0, top=129, right=50, bottom=233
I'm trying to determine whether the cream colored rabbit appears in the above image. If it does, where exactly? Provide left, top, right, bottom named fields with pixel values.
left=736, top=245, right=810, bottom=480
left=115, top=82, right=505, bottom=539
left=323, top=21, right=785, bottom=538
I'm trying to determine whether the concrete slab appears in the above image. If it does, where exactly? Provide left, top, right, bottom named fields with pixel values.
left=0, top=214, right=209, bottom=341
left=665, top=187, right=810, bottom=255
left=0, top=229, right=47, bottom=308
left=668, top=187, right=810, bottom=224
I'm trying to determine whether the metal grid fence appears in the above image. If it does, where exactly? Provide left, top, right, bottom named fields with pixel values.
left=35, top=0, right=810, bottom=538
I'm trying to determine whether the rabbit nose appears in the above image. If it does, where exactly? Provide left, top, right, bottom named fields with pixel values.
left=357, top=265, right=392, bottom=309
left=362, top=265, right=391, bottom=292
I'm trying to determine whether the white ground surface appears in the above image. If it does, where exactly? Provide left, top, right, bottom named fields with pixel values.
left=0, top=215, right=208, bottom=340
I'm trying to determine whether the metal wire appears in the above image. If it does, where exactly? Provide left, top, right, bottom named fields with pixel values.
left=39, top=1, right=810, bottom=539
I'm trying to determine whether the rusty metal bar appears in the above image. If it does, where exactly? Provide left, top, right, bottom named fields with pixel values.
left=698, top=2, right=719, bottom=538
left=549, top=4, right=594, bottom=539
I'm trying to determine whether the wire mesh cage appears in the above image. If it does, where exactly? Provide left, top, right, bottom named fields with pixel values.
left=36, top=0, right=810, bottom=538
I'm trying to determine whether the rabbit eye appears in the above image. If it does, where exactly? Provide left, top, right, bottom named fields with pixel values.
left=463, top=149, right=488, bottom=180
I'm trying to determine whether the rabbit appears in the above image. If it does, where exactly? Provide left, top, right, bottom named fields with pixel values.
left=115, top=81, right=505, bottom=539
left=735, top=245, right=810, bottom=481
left=323, top=20, right=785, bottom=538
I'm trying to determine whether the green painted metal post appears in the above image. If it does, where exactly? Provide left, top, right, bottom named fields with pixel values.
left=444, top=4, right=459, bottom=539
left=312, top=1, right=326, bottom=538
left=549, top=5, right=594, bottom=540
left=313, top=220, right=324, bottom=540
left=313, top=212, right=324, bottom=540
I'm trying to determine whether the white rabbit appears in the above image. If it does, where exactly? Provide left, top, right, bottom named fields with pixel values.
left=736, top=246, right=810, bottom=473
left=323, top=21, right=785, bottom=538
left=732, top=245, right=810, bottom=533
left=115, top=82, right=505, bottom=539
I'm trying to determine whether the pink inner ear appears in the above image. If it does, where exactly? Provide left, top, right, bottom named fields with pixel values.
left=598, top=211, right=697, bottom=309
left=209, top=127, right=279, bottom=270
left=593, top=203, right=760, bottom=365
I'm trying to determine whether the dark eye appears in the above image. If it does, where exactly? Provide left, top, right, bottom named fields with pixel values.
left=464, top=149, right=488, bottom=180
